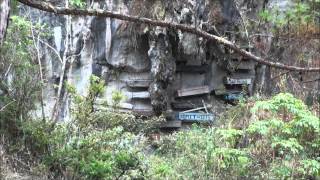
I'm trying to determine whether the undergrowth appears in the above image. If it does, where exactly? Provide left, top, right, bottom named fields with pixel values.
left=1, top=86, right=319, bottom=179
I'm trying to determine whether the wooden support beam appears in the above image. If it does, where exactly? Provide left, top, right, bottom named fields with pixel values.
left=126, top=91, right=150, bottom=99
left=126, top=79, right=152, bottom=88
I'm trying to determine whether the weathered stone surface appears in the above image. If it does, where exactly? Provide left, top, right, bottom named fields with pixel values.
left=106, top=34, right=150, bottom=72
left=148, top=32, right=176, bottom=115
left=149, top=81, right=168, bottom=115
left=16, top=0, right=266, bottom=120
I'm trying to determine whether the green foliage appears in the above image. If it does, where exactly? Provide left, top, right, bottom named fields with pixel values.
left=44, top=126, right=146, bottom=179
left=0, top=16, right=47, bottom=137
left=66, top=75, right=164, bottom=133
left=258, top=1, right=320, bottom=35
left=111, top=90, right=126, bottom=108
left=29, top=76, right=162, bottom=179
left=150, top=93, right=319, bottom=179
left=298, top=159, right=320, bottom=177
left=70, top=0, right=86, bottom=8
left=152, top=126, right=251, bottom=179
left=66, top=75, right=105, bottom=129
left=36, top=93, right=318, bottom=179
left=247, top=93, right=320, bottom=178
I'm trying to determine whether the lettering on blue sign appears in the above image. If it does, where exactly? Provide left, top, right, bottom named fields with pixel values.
left=177, top=113, right=214, bottom=122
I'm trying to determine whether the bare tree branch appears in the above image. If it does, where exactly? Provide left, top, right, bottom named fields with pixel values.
left=31, top=24, right=46, bottom=122
left=14, top=0, right=320, bottom=72
left=0, top=100, right=16, bottom=112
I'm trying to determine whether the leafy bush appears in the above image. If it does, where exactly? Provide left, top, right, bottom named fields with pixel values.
left=259, top=1, right=320, bottom=35
left=70, top=0, right=86, bottom=8
left=0, top=16, right=46, bottom=138
left=34, top=76, right=162, bottom=179
left=149, top=93, right=319, bottom=179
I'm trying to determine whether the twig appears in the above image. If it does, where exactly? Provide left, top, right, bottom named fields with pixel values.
left=182, top=105, right=212, bottom=113
left=0, top=100, right=16, bottom=112
left=271, top=71, right=291, bottom=80
left=3, top=63, right=11, bottom=79
left=202, top=100, right=208, bottom=114
left=35, top=37, right=63, bottom=63
left=302, top=78, right=320, bottom=83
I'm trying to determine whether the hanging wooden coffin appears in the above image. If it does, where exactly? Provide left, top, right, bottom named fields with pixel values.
left=177, top=86, right=210, bottom=97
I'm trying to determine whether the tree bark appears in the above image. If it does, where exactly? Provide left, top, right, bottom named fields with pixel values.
left=6, top=0, right=320, bottom=72
left=0, top=0, right=10, bottom=45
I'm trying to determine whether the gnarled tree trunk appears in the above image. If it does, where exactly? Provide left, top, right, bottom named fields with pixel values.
left=0, top=0, right=10, bottom=45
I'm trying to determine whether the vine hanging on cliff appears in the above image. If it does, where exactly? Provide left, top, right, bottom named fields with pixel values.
left=3, top=0, right=320, bottom=72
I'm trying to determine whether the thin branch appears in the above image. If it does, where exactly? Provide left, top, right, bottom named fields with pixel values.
left=3, top=63, right=12, bottom=79
left=0, top=100, right=16, bottom=112
left=250, top=33, right=320, bottom=40
left=302, top=78, right=320, bottom=84
left=17, top=0, right=320, bottom=72
left=30, top=21, right=46, bottom=122
left=35, top=37, right=63, bottom=63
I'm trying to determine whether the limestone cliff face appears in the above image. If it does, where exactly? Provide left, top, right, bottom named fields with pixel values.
left=25, top=0, right=267, bottom=120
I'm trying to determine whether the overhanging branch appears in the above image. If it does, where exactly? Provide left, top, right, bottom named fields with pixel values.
left=17, top=0, right=320, bottom=72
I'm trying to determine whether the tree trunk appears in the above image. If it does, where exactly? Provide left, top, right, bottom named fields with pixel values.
left=0, top=0, right=10, bottom=45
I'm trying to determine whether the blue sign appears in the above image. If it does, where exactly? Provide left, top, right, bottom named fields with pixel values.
left=177, top=113, right=214, bottom=122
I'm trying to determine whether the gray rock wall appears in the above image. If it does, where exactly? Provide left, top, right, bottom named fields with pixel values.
left=25, top=0, right=260, bottom=120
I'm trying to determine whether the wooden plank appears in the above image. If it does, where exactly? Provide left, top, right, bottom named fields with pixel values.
left=182, top=105, right=212, bottom=113
left=119, top=103, right=134, bottom=109
left=126, top=79, right=152, bottom=88
left=161, top=120, right=182, bottom=128
left=176, top=64, right=210, bottom=73
left=126, top=91, right=150, bottom=99
left=224, top=77, right=252, bottom=85
left=177, top=86, right=210, bottom=97
left=177, top=112, right=214, bottom=122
